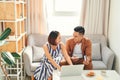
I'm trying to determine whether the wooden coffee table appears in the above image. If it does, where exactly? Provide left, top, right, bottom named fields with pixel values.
left=53, top=70, right=120, bottom=80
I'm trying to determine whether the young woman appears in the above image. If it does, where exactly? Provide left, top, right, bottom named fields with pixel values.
left=34, top=31, right=72, bottom=80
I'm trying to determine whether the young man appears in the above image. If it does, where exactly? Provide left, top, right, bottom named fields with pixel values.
left=60, top=26, right=93, bottom=70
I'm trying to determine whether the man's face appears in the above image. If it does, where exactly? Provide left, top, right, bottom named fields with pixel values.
left=73, top=31, right=83, bottom=43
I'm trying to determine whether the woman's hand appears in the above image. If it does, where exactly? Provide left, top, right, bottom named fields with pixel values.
left=57, top=66, right=61, bottom=71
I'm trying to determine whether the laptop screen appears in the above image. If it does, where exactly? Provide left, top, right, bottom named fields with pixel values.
left=60, top=64, right=84, bottom=77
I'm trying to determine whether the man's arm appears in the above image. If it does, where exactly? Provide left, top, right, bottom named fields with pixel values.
left=85, top=39, right=92, bottom=57
left=83, top=39, right=92, bottom=65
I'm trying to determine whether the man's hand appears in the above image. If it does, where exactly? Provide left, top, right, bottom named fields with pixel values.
left=71, top=56, right=79, bottom=59
left=83, top=56, right=90, bottom=65
left=71, top=56, right=80, bottom=63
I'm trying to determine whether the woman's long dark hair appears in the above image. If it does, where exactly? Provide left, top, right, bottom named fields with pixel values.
left=48, top=31, right=59, bottom=45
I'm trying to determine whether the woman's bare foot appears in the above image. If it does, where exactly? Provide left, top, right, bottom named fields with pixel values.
left=31, top=75, right=34, bottom=80
left=48, top=76, right=52, bottom=80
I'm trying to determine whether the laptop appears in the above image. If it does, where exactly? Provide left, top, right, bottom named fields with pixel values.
left=60, top=65, right=84, bottom=80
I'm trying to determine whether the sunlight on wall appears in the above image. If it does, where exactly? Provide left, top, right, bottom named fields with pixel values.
left=109, top=0, right=120, bottom=73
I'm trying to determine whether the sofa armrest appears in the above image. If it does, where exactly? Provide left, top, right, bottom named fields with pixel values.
left=102, top=46, right=114, bottom=70
left=23, top=46, right=33, bottom=76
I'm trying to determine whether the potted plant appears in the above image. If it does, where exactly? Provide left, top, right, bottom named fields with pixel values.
left=0, top=28, right=20, bottom=80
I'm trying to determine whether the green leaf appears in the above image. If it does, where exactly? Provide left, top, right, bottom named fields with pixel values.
left=11, top=52, right=20, bottom=59
left=0, top=40, right=6, bottom=46
left=1, top=52, right=15, bottom=66
left=0, top=28, right=11, bottom=40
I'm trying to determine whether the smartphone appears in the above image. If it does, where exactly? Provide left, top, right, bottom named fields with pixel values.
left=84, top=55, right=87, bottom=61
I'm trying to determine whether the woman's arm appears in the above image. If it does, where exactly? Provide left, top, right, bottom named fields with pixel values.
left=43, top=45, right=61, bottom=70
left=60, top=42, right=73, bottom=65
left=66, top=39, right=72, bottom=57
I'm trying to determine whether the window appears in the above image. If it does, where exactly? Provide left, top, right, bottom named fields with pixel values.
left=55, top=0, right=81, bottom=12
left=46, top=0, right=82, bottom=35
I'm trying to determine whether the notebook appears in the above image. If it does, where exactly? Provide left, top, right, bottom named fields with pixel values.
left=60, top=65, right=84, bottom=80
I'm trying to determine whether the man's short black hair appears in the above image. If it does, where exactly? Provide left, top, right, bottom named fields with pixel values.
left=74, top=26, right=85, bottom=35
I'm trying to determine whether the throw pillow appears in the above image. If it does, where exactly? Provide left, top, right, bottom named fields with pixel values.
left=92, top=43, right=101, bottom=60
left=32, top=46, right=44, bottom=62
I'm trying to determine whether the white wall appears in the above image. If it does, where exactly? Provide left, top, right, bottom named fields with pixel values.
left=109, top=0, right=120, bottom=73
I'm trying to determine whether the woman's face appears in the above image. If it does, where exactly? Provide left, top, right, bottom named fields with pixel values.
left=55, top=33, right=61, bottom=44
left=73, top=31, right=83, bottom=43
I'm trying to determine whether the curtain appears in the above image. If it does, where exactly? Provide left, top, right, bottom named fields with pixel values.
left=27, top=0, right=48, bottom=34
left=0, top=23, right=1, bottom=34
left=80, top=0, right=110, bottom=37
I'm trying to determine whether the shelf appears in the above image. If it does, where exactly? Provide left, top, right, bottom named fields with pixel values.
left=0, top=1, right=26, bottom=4
left=6, top=68, right=21, bottom=70
left=0, top=17, right=26, bottom=22
left=0, top=55, right=23, bottom=79
left=0, top=70, right=21, bottom=77
left=0, top=33, right=26, bottom=53
left=5, top=21, right=21, bottom=36
left=0, top=19, right=27, bottom=37
left=0, top=0, right=26, bottom=80
left=6, top=32, right=26, bottom=41
left=0, top=2, right=26, bottom=20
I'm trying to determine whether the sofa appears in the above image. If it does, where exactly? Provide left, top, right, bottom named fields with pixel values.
left=23, top=34, right=115, bottom=76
